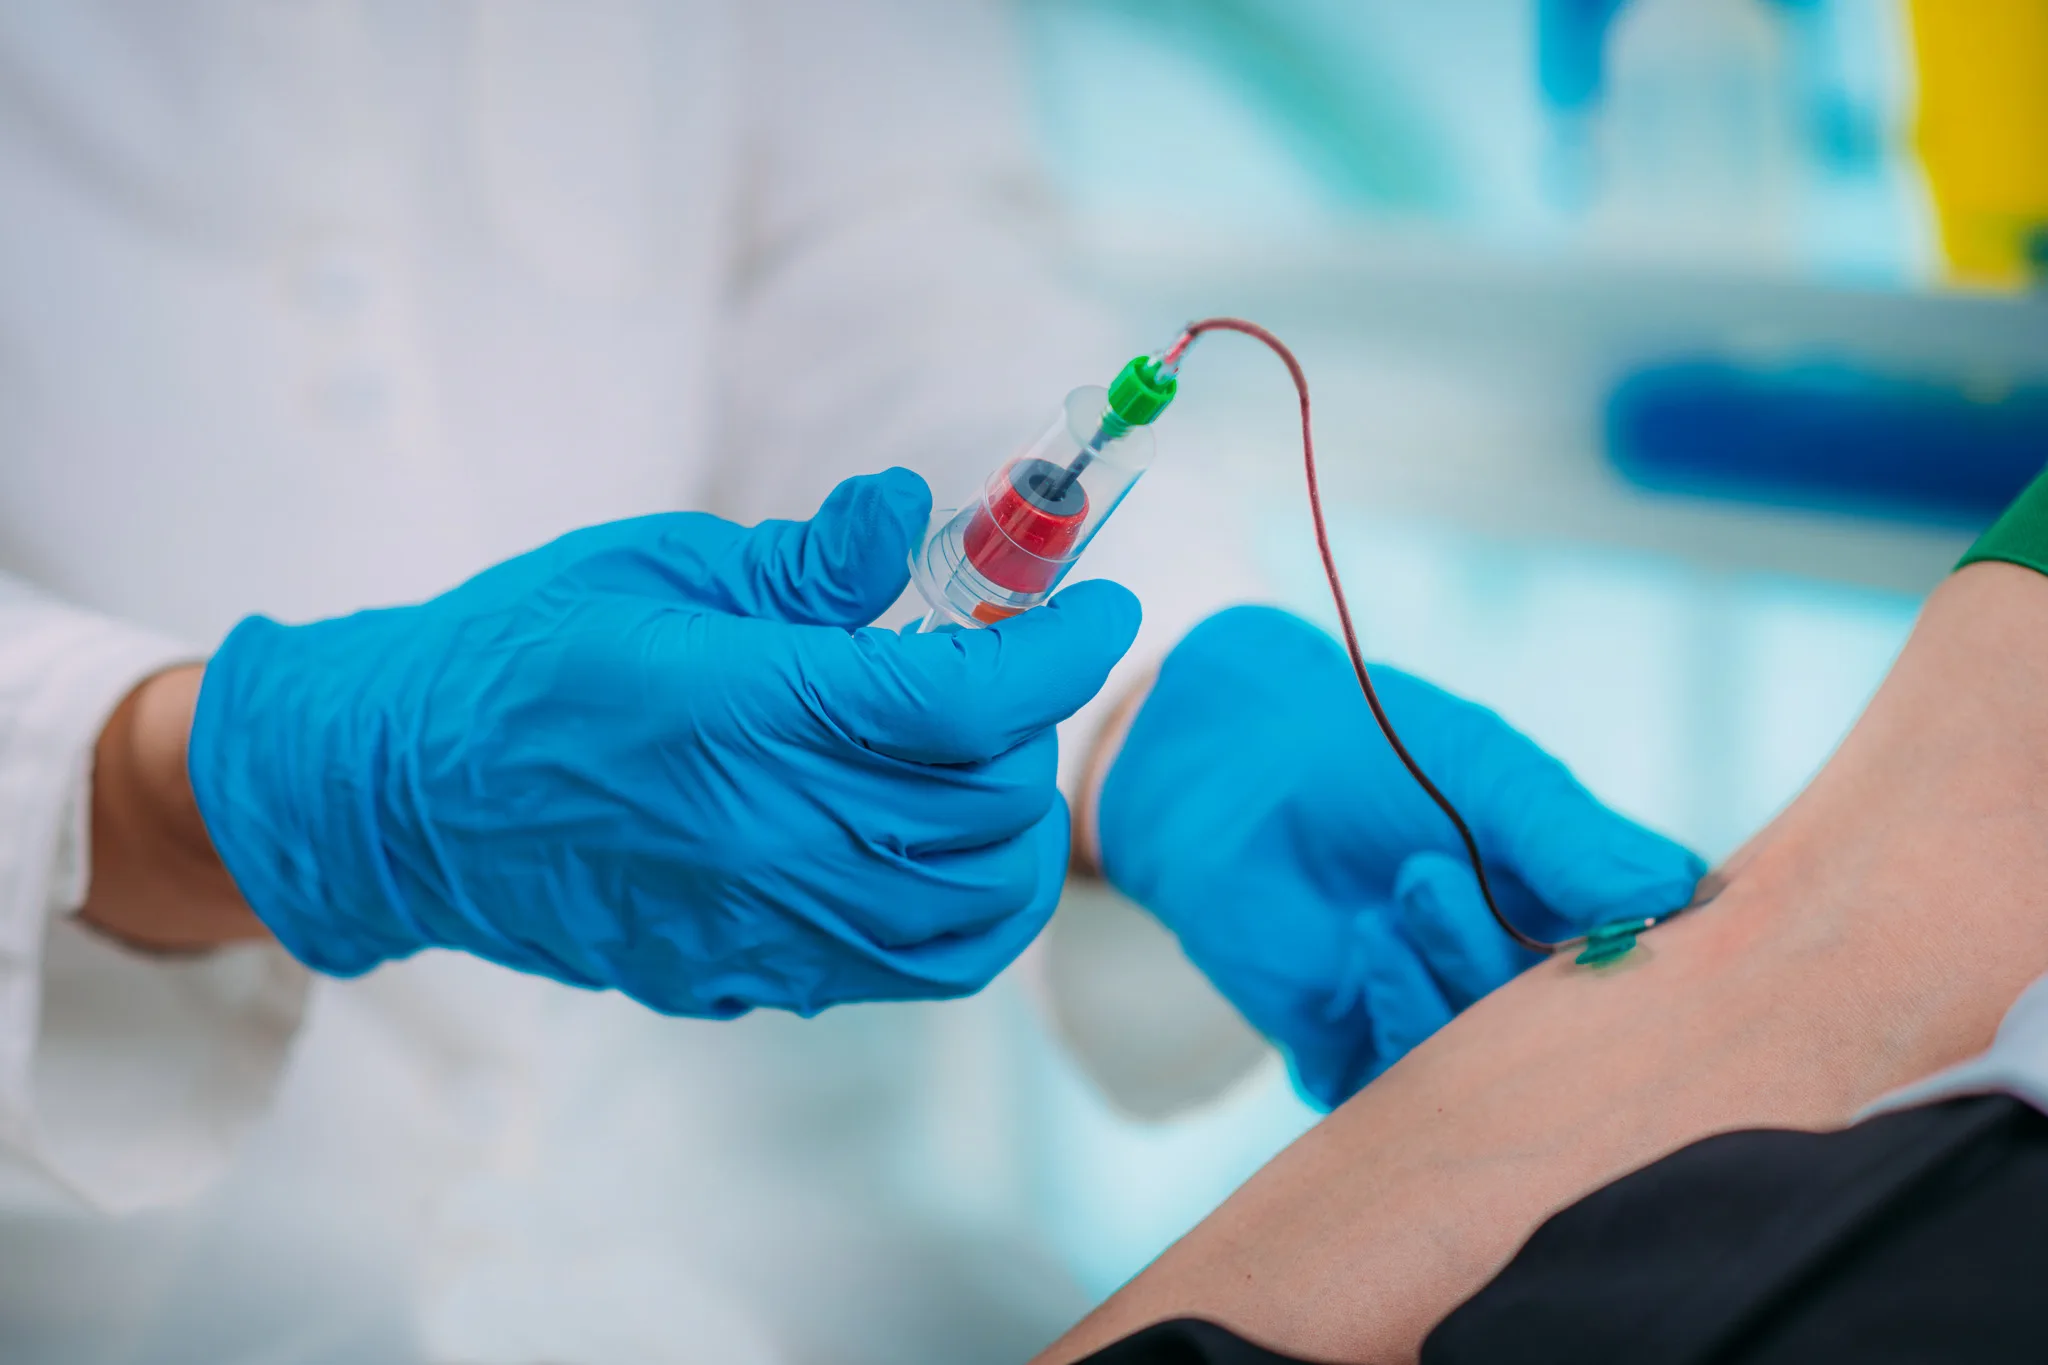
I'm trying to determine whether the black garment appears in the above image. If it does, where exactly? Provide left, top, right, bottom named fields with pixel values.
left=1068, top=1318, right=1305, bottom=1365
left=1073, top=1094, right=2048, bottom=1365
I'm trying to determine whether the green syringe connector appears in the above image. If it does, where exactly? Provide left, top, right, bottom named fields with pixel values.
left=1105, top=354, right=1177, bottom=430
left=1575, top=917, right=1651, bottom=967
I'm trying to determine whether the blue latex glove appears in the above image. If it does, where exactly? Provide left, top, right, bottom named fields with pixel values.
left=1099, top=605, right=1704, bottom=1108
left=189, top=469, right=1140, bottom=1017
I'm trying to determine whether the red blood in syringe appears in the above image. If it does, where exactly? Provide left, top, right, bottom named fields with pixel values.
left=963, top=457, right=1090, bottom=594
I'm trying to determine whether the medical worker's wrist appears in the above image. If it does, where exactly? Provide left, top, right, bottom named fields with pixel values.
left=186, top=614, right=429, bottom=978
left=1071, top=666, right=1156, bottom=877
left=79, top=664, right=267, bottom=952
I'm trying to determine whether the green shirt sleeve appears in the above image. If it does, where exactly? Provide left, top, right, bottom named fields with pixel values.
left=1960, top=469, right=2048, bottom=578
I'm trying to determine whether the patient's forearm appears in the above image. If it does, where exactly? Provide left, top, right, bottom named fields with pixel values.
left=1039, top=562, right=2048, bottom=1364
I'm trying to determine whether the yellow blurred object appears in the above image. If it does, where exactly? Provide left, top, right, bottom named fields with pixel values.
left=1908, top=0, right=2048, bottom=287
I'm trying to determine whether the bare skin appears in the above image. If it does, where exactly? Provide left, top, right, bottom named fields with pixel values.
left=1037, top=561, right=2048, bottom=1364
left=79, top=663, right=266, bottom=951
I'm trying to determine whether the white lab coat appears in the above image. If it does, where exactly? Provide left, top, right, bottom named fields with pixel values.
left=0, top=3, right=1250, bottom=1360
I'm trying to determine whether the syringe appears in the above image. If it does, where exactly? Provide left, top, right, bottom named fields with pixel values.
left=909, top=349, right=1178, bottom=631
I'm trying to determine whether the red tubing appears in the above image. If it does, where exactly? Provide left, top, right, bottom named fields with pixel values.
left=1178, top=317, right=1555, bottom=955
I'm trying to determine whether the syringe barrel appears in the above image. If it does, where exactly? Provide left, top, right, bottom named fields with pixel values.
left=911, top=384, right=1155, bottom=629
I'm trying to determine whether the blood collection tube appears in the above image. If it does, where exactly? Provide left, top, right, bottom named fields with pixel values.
left=910, top=356, right=1176, bottom=630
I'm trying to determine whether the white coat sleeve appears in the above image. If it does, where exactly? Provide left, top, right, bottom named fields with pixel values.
left=0, top=574, right=307, bottom=1215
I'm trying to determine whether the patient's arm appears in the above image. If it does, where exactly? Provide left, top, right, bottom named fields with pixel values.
left=1039, top=561, right=2048, bottom=1365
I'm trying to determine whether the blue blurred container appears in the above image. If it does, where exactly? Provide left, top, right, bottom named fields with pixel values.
left=1606, top=359, right=2048, bottom=525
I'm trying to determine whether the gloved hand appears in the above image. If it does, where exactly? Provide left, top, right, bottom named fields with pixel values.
left=1098, top=605, right=1704, bottom=1107
left=189, top=469, right=1140, bottom=1017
